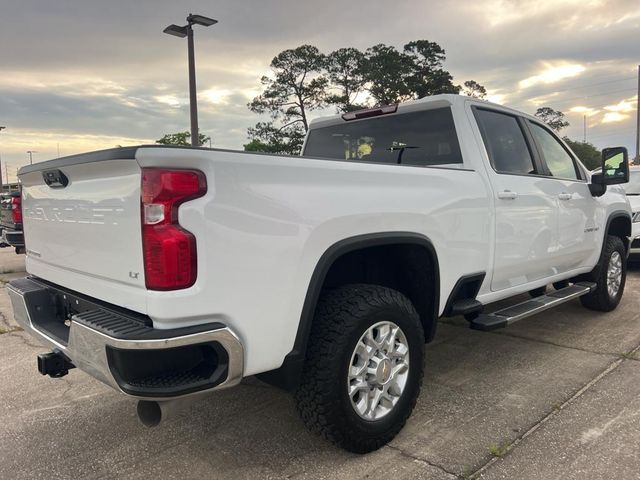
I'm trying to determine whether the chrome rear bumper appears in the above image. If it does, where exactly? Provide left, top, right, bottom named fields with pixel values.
left=7, top=277, right=244, bottom=401
left=1, top=228, right=24, bottom=247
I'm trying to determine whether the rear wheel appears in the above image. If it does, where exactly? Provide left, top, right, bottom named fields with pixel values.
left=294, top=284, right=424, bottom=453
left=580, top=235, right=626, bottom=312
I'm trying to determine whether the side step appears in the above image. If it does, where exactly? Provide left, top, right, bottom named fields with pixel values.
left=470, top=282, right=596, bottom=331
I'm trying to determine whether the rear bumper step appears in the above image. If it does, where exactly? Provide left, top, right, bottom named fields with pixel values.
left=1, top=228, right=23, bottom=247
left=470, top=282, right=596, bottom=331
left=7, top=277, right=244, bottom=400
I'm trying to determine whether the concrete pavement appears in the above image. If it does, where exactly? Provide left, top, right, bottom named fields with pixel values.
left=1, top=248, right=639, bottom=479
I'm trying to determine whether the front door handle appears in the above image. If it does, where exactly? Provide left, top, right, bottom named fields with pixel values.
left=497, top=190, right=518, bottom=200
left=558, top=192, right=573, bottom=201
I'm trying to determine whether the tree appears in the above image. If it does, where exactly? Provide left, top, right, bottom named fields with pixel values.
left=403, top=40, right=459, bottom=99
left=358, top=41, right=461, bottom=105
left=360, top=44, right=414, bottom=105
left=462, top=80, right=487, bottom=99
left=247, top=45, right=327, bottom=155
left=534, top=107, right=569, bottom=132
left=244, top=122, right=305, bottom=155
left=156, top=131, right=210, bottom=146
left=247, top=40, right=490, bottom=152
left=324, top=47, right=366, bottom=112
left=248, top=45, right=327, bottom=132
left=563, top=138, right=601, bottom=170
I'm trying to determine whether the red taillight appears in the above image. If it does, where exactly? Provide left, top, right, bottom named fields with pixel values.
left=11, top=196, right=22, bottom=224
left=141, top=168, right=206, bottom=290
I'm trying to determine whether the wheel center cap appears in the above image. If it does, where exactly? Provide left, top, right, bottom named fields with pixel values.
left=376, top=359, right=392, bottom=384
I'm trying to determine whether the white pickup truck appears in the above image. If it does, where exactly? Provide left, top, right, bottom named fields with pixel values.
left=8, top=94, right=632, bottom=453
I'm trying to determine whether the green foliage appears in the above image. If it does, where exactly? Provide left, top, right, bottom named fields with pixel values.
left=244, top=122, right=305, bottom=155
left=462, top=80, right=487, bottom=99
left=247, top=45, right=327, bottom=155
left=356, top=41, right=460, bottom=105
left=248, top=45, right=328, bottom=132
left=403, top=40, right=460, bottom=98
left=488, top=441, right=510, bottom=458
left=156, top=131, right=210, bottom=146
left=563, top=137, right=601, bottom=170
left=247, top=40, right=484, bottom=152
left=324, top=47, right=367, bottom=113
left=534, top=107, right=570, bottom=132
left=360, top=44, right=414, bottom=105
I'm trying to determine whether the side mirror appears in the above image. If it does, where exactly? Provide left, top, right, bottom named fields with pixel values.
left=590, top=146, right=629, bottom=196
left=601, top=146, right=629, bottom=185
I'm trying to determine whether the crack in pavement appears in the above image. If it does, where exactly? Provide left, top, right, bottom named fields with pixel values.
left=467, top=341, right=640, bottom=479
left=489, top=329, right=618, bottom=357
left=0, top=309, right=14, bottom=331
left=4, top=330, right=42, bottom=349
left=441, top=318, right=621, bottom=359
left=386, top=444, right=460, bottom=479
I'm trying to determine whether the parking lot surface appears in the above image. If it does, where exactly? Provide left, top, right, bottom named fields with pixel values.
left=1, top=248, right=639, bottom=479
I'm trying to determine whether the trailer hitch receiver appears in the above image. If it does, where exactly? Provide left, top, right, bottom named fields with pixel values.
left=37, top=351, right=75, bottom=378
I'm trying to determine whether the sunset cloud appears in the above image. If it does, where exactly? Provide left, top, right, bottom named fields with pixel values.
left=519, top=64, right=586, bottom=89
left=602, top=112, right=630, bottom=123
left=604, top=98, right=637, bottom=113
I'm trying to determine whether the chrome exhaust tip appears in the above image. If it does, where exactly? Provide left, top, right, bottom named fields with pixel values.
left=136, top=400, right=163, bottom=427
left=136, top=396, right=203, bottom=428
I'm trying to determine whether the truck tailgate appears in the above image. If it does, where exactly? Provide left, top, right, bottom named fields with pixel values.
left=20, top=154, right=145, bottom=294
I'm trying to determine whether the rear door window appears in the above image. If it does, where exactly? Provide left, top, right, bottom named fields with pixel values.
left=303, top=108, right=463, bottom=167
left=474, top=109, right=536, bottom=176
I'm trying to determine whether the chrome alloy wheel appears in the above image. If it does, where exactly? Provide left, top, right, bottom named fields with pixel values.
left=347, top=321, right=410, bottom=421
left=607, top=251, right=622, bottom=298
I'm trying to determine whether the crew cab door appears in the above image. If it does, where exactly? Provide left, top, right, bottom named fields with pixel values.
left=524, top=120, right=599, bottom=271
left=473, top=108, right=560, bottom=291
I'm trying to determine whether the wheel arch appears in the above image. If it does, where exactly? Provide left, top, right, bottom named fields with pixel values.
left=257, top=232, right=440, bottom=390
left=605, top=210, right=632, bottom=252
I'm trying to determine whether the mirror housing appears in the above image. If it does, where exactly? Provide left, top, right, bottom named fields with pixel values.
left=589, top=146, right=629, bottom=197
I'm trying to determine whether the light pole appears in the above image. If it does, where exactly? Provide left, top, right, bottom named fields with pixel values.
left=27, top=150, right=37, bottom=165
left=0, top=126, right=5, bottom=190
left=164, top=13, right=217, bottom=147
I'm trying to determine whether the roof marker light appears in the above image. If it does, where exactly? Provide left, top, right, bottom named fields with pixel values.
left=341, top=104, right=398, bottom=121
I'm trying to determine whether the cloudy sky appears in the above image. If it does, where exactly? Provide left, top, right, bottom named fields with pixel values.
left=0, top=0, right=638, bottom=182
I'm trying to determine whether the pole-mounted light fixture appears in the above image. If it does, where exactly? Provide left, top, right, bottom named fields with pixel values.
left=187, top=14, right=217, bottom=27
left=163, top=13, right=218, bottom=147
left=163, top=24, right=188, bottom=38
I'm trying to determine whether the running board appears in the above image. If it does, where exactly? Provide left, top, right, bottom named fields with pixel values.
left=470, top=282, right=597, bottom=331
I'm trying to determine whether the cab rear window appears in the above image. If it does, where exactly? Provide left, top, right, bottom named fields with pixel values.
left=303, top=108, right=463, bottom=167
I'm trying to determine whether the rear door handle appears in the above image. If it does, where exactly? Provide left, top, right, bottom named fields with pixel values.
left=497, top=190, right=518, bottom=200
left=558, top=192, right=573, bottom=201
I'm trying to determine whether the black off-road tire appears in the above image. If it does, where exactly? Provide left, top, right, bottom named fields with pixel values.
left=580, top=235, right=626, bottom=312
left=294, top=284, right=424, bottom=453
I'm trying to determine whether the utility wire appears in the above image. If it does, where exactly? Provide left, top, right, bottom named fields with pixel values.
left=513, top=75, right=636, bottom=99
left=509, top=88, right=637, bottom=112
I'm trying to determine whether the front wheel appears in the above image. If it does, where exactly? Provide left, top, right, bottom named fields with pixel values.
left=580, top=235, right=626, bottom=312
left=294, top=284, right=424, bottom=453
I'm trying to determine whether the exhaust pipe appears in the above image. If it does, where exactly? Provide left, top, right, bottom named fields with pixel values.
left=136, top=396, right=202, bottom=427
